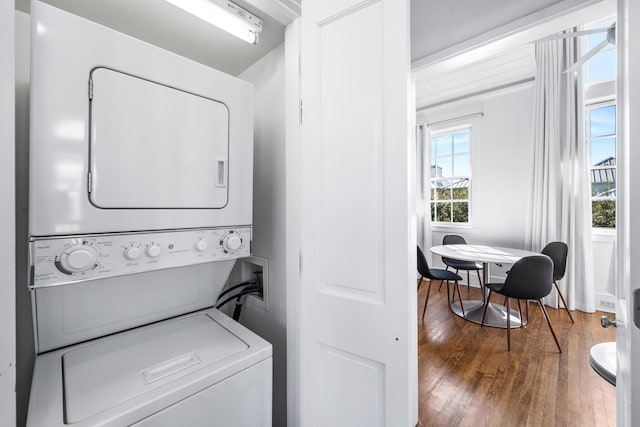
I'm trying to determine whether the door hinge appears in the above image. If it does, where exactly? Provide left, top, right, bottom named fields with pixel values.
left=88, top=78, right=94, bottom=100
left=87, top=172, right=92, bottom=193
left=634, top=289, right=640, bottom=329
left=299, top=99, right=303, bottom=125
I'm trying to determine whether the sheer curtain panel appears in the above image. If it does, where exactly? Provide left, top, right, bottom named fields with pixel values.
left=525, top=38, right=595, bottom=312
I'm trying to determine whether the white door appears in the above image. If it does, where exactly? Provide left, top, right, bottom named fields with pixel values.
left=0, top=0, right=15, bottom=425
left=617, top=0, right=640, bottom=425
left=299, top=1, right=417, bottom=426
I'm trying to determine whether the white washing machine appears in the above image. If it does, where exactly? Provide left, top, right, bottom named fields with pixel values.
left=29, top=0, right=253, bottom=237
left=26, top=2, right=271, bottom=426
left=28, top=309, right=272, bottom=426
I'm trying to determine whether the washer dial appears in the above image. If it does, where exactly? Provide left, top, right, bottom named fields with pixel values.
left=123, top=246, right=141, bottom=260
left=222, top=234, right=242, bottom=252
left=195, top=239, right=208, bottom=252
left=56, top=243, right=99, bottom=275
left=146, top=244, right=161, bottom=258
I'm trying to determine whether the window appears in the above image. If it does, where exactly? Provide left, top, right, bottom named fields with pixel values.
left=586, top=104, right=616, bottom=228
left=429, top=127, right=471, bottom=224
left=582, top=19, right=616, bottom=229
left=582, top=22, right=616, bottom=85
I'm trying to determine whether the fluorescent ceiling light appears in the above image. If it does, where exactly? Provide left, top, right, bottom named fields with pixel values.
left=165, top=0, right=262, bottom=44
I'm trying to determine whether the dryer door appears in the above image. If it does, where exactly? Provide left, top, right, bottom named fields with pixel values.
left=89, top=67, right=229, bottom=209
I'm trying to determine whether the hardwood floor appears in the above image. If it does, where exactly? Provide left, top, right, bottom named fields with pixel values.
left=417, top=280, right=616, bottom=427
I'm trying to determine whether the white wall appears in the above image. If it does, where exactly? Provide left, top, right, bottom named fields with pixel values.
left=418, top=82, right=617, bottom=306
left=418, top=85, right=535, bottom=282
left=0, top=0, right=16, bottom=425
left=237, top=43, right=287, bottom=427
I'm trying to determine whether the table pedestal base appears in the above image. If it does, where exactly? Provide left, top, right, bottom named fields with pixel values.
left=450, top=300, right=527, bottom=329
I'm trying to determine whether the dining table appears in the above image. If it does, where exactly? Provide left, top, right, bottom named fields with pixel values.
left=430, top=244, right=542, bottom=329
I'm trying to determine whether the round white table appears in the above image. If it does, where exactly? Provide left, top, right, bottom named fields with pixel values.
left=430, top=244, right=542, bottom=328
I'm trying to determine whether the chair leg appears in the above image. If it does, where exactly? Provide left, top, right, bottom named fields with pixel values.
left=481, top=289, right=492, bottom=326
left=506, top=297, right=511, bottom=351
left=417, top=276, right=423, bottom=290
left=517, top=300, right=523, bottom=323
left=554, top=281, right=575, bottom=324
left=421, top=281, right=433, bottom=320
left=455, top=280, right=465, bottom=317
left=445, top=280, right=450, bottom=304
left=538, top=299, right=562, bottom=352
left=467, top=270, right=471, bottom=297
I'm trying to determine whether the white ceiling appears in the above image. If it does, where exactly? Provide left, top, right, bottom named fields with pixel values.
left=410, top=0, right=563, bottom=63
left=15, top=0, right=290, bottom=76
left=412, top=0, right=616, bottom=109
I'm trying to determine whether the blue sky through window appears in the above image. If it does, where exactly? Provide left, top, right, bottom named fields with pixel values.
left=589, top=105, right=616, bottom=137
left=583, top=22, right=616, bottom=84
left=591, top=137, right=616, bottom=166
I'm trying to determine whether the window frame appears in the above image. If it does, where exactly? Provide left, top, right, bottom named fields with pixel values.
left=585, top=99, right=617, bottom=230
left=580, top=16, right=617, bottom=232
left=427, top=120, right=474, bottom=226
left=581, top=19, right=617, bottom=86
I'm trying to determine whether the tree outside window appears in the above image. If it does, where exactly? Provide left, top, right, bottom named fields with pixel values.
left=430, top=128, right=470, bottom=224
left=583, top=19, right=616, bottom=228
left=586, top=104, right=616, bottom=228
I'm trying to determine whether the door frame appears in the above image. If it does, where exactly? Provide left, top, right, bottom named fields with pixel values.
left=0, top=0, right=16, bottom=425
left=615, top=0, right=640, bottom=425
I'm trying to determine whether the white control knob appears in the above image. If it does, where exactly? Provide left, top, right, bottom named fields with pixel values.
left=223, top=234, right=242, bottom=252
left=123, top=246, right=141, bottom=260
left=195, top=240, right=208, bottom=252
left=58, top=244, right=98, bottom=274
left=146, top=245, right=161, bottom=258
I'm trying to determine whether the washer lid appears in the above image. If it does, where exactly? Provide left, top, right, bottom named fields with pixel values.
left=63, top=313, right=248, bottom=423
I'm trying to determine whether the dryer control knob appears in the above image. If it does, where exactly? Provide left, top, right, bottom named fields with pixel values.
left=223, top=234, right=242, bottom=252
left=58, top=244, right=98, bottom=274
left=195, top=240, right=208, bottom=252
left=146, top=245, right=161, bottom=258
left=123, top=246, right=141, bottom=260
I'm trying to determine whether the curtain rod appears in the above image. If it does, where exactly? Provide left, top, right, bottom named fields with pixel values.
left=423, top=112, right=484, bottom=128
left=417, top=77, right=535, bottom=113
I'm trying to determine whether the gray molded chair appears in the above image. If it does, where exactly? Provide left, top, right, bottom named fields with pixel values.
left=541, top=241, right=574, bottom=323
left=442, top=234, right=483, bottom=295
left=417, top=246, right=464, bottom=320
left=481, top=255, right=561, bottom=352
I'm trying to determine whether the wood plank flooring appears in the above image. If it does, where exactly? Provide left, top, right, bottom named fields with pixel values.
left=417, top=280, right=616, bottom=427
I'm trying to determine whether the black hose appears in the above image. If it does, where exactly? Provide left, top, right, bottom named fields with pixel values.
left=217, top=279, right=256, bottom=301
left=232, top=302, right=243, bottom=321
left=215, top=286, right=262, bottom=309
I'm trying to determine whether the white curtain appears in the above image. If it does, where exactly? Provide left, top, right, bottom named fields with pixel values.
left=416, top=124, right=432, bottom=261
left=525, top=37, right=595, bottom=312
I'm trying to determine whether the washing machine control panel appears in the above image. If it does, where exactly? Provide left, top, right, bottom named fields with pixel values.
left=29, top=227, right=252, bottom=288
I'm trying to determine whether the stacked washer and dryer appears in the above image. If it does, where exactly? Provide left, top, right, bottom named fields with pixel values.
left=26, top=2, right=272, bottom=426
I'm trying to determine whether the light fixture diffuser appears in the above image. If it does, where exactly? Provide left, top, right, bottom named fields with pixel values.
left=165, top=0, right=262, bottom=44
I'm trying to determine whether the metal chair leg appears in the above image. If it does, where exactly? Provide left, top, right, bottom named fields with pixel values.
left=455, top=280, right=465, bottom=317
left=554, top=281, right=575, bottom=324
left=506, top=297, right=511, bottom=351
left=517, top=300, right=523, bottom=323
left=467, top=271, right=471, bottom=297
left=421, top=280, right=433, bottom=320
left=538, top=299, right=562, bottom=352
left=417, top=276, right=423, bottom=290
left=439, top=272, right=447, bottom=291
left=481, top=289, right=492, bottom=326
